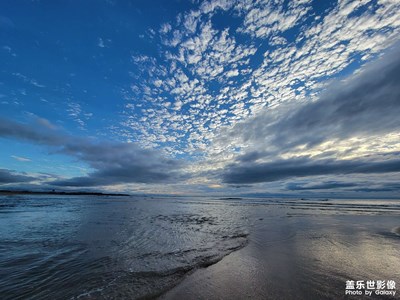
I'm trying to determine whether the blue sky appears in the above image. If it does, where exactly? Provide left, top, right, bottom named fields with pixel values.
left=1, top=0, right=400, bottom=197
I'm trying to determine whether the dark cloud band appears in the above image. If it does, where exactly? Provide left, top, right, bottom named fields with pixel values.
left=223, top=157, right=400, bottom=184
left=0, top=169, right=36, bottom=184
left=0, top=117, right=185, bottom=186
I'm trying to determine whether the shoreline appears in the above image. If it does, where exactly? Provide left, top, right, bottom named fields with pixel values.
left=158, top=212, right=400, bottom=300
left=157, top=237, right=250, bottom=300
left=158, top=236, right=251, bottom=300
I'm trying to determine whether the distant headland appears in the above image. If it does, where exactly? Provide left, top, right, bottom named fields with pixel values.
left=0, top=190, right=130, bottom=196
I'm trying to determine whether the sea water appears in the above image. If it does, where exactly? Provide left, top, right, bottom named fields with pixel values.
left=0, top=195, right=399, bottom=299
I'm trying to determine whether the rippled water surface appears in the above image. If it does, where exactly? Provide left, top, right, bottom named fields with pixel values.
left=0, top=195, right=399, bottom=299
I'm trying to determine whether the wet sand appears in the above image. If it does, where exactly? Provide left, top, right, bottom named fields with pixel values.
left=1, top=196, right=399, bottom=299
left=161, top=208, right=400, bottom=299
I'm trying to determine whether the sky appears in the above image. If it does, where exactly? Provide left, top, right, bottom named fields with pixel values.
left=0, top=0, right=400, bottom=198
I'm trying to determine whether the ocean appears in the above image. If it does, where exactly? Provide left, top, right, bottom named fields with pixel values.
left=0, top=195, right=399, bottom=299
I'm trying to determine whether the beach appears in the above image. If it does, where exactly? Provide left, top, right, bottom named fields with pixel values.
left=162, top=200, right=400, bottom=299
left=0, top=195, right=399, bottom=299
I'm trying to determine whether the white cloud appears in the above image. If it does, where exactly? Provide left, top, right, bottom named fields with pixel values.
left=120, top=0, right=400, bottom=167
left=98, top=37, right=105, bottom=48
left=67, top=102, right=93, bottom=129
left=11, top=155, right=31, bottom=162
